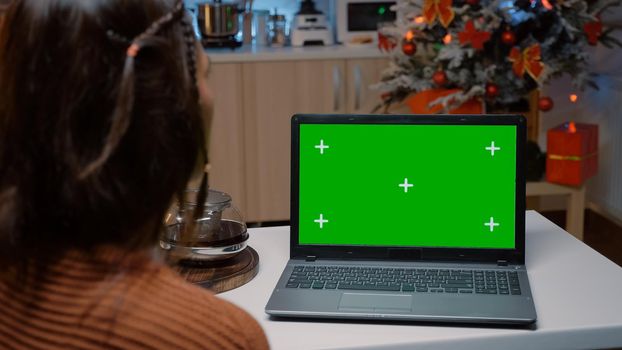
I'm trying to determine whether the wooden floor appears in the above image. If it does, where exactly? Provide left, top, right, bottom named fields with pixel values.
left=541, top=209, right=622, bottom=267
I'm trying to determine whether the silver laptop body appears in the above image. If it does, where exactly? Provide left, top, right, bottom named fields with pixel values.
left=265, top=114, right=537, bottom=325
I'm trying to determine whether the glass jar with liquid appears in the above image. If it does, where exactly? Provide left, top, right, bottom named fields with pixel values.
left=160, top=189, right=248, bottom=263
left=268, top=9, right=287, bottom=47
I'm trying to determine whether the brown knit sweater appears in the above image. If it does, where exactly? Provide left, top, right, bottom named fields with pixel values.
left=0, top=247, right=269, bottom=350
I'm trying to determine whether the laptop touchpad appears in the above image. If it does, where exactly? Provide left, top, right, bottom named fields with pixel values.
left=339, top=293, right=412, bottom=312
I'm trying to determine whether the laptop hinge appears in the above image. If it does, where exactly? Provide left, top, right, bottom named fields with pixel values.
left=497, top=259, right=508, bottom=267
left=305, top=255, right=317, bottom=262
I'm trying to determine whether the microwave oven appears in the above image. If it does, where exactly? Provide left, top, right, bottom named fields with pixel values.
left=330, top=0, right=397, bottom=45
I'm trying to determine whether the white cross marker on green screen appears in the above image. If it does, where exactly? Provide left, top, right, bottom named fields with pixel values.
left=399, top=178, right=413, bottom=193
left=314, top=214, right=328, bottom=229
left=315, top=140, right=329, bottom=154
left=484, top=217, right=500, bottom=232
left=486, top=141, right=501, bottom=156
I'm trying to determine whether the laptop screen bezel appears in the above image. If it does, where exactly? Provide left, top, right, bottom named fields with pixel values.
left=290, top=114, right=527, bottom=265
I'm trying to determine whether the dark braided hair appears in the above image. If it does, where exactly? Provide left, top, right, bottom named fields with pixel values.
left=80, top=0, right=187, bottom=179
left=86, top=0, right=209, bottom=228
left=179, top=9, right=209, bottom=219
left=0, top=0, right=207, bottom=269
left=181, top=13, right=198, bottom=94
left=100, top=1, right=208, bottom=221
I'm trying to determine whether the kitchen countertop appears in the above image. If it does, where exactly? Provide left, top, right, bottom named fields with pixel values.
left=206, top=44, right=387, bottom=63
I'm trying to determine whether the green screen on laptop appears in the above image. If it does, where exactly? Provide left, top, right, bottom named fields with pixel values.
left=298, top=123, right=517, bottom=249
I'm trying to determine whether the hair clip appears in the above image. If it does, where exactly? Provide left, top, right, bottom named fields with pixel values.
left=126, top=43, right=140, bottom=58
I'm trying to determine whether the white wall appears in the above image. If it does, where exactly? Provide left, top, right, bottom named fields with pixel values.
left=541, top=11, right=622, bottom=220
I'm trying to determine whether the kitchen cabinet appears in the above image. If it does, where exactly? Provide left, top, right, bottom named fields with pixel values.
left=207, top=63, right=247, bottom=216
left=241, top=59, right=346, bottom=222
left=345, top=58, right=387, bottom=114
left=208, top=57, right=388, bottom=222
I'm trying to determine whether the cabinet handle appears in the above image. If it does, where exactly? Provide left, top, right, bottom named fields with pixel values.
left=354, top=65, right=362, bottom=111
left=333, top=65, right=342, bottom=111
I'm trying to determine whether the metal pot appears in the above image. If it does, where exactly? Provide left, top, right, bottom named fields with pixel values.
left=197, top=0, right=241, bottom=38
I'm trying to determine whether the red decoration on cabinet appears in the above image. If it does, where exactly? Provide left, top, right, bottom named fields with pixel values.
left=407, top=89, right=483, bottom=114
left=546, top=122, right=598, bottom=186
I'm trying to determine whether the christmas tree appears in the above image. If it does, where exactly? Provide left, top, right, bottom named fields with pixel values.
left=374, top=0, right=622, bottom=113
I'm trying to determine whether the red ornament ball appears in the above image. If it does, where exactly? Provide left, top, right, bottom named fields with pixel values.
left=466, top=0, right=479, bottom=6
left=432, top=70, right=448, bottom=86
left=485, top=83, right=499, bottom=98
left=501, top=30, right=516, bottom=45
left=538, top=96, right=554, bottom=112
left=402, top=40, right=416, bottom=56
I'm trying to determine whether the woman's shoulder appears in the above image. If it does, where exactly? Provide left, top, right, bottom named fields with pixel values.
left=114, top=261, right=269, bottom=350
left=0, top=248, right=269, bottom=350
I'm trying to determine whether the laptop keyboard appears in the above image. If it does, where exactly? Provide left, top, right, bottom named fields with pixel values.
left=285, top=265, right=521, bottom=295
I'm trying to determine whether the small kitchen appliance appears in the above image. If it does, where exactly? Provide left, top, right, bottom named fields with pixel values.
left=290, top=0, right=334, bottom=46
left=330, top=0, right=396, bottom=45
left=196, top=0, right=243, bottom=48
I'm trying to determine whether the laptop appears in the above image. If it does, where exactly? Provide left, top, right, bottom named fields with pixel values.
left=265, top=114, right=537, bottom=325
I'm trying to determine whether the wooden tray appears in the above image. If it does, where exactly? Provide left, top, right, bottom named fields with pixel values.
left=171, top=246, right=259, bottom=294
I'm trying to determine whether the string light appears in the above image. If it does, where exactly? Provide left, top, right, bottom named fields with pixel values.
left=405, top=30, right=415, bottom=41
left=443, top=34, right=452, bottom=44
left=569, top=94, right=578, bottom=103
left=542, top=0, right=553, bottom=10
left=414, top=16, right=425, bottom=24
left=568, top=121, right=577, bottom=133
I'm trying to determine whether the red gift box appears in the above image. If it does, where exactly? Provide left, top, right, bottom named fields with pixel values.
left=546, top=122, right=598, bottom=186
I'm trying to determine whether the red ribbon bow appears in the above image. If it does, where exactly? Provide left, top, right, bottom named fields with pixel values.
left=458, top=20, right=491, bottom=50
left=508, top=44, right=544, bottom=80
left=423, top=0, right=455, bottom=28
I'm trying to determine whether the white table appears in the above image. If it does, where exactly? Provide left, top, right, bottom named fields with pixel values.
left=526, top=182, right=586, bottom=241
left=219, top=211, right=622, bottom=350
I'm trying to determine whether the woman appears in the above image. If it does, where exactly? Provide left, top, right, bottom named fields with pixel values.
left=0, top=0, right=268, bottom=349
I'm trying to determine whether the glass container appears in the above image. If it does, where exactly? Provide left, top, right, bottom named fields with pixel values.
left=160, top=189, right=248, bottom=262
left=254, top=9, right=270, bottom=46
left=268, top=9, right=287, bottom=47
